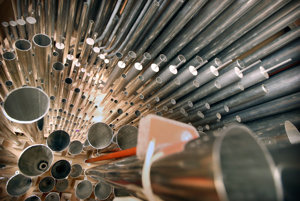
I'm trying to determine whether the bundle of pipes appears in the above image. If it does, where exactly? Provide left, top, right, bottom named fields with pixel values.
left=0, top=0, right=299, bottom=200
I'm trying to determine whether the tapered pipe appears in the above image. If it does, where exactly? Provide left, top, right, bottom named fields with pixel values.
left=88, top=122, right=113, bottom=149
left=9, top=20, right=19, bottom=40
left=55, top=178, right=69, bottom=192
left=75, top=180, right=93, bottom=200
left=32, top=34, right=51, bottom=83
left=51, top=160, right=71, bottom=179
left=6, top=174, right=32, bottom=196
left=45, top=192, right=60, bottom=201
left=63, top=0, right=77, bottom=59
left=47, top=130, right=70, bottom=152
left=18, top=144, right=53, bottom=176
left=25, top=17, right=37, bottom=41
left=17, top=19, right=27, bottom=39
left=115, top=125, right=138, bottom=150
left=68, top=140, right=83, bottom=155
left=38, top=176, right=55, bottom=193
left=70, top=164, right=82, bottom=178
left=3, top=51, right=25, bottom=87
left=94, top=181, right=113, bottom=200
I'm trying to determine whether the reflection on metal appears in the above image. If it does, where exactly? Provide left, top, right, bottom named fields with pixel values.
left=51, top=160, right=71, bottom=179
left=70, top=164, right=82, bottom=178
left=38, top=176, right=55, bottom=193
left=6, top=174, right=32, bottom=196
left=47, top=130, right=70, bottom=152
left=18, top=145, right=53, bottom=176
left=75, top=180, right=93, bottom=199
left=45, top=192, right=60, bottom=201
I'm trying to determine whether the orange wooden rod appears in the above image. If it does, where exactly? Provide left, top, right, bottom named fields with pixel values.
left=85, top=147, right=137, bottom=163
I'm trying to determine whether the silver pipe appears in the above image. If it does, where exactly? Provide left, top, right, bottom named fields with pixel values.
left=114, top=125, right=138, bottom=150
left=199, top=0, right=289, bottom=61
left=180, top=0, right=259, bottom=61
left=45, top=193, right=59, bottom=201
left=55, top=178, right=69, bottom=192
left=87, top=122, right=113, bottom=149
left=63, top=0, right=77, bottom=59
left=102, top=61, right=126, bottom=93
left=3, top=51, right=25, bottom=87
left=80, top=38, right=95, bottom=65
left=1, top=22, right=13, bottom=48
left=9, top=21, right=19, bottom=41
left=219, top=1, right=300, bottom=62
left=47, top=130, right=70, bottom=152
left=243, top=26, right=300, bottom=66
left=14, top=39, right=36, bottom=85
left=162, top=0, right=233, bottom=61
left=32, top=33, right=52, bottom=84
left=38, top=176, right=55, bottom=193
left=94, top=181, right=113, bottom=200
left=25, top=16, right=37, bottom=41
left=75, top=180, right=93, bottom=200
left=6, top=174, right=32, bottom=196
left=51, top=159, right=71, bottom=179
left=87, top=125, right=283, bottom=201
left=147, top=0, right=208, bottom=59
left=120, top=0, right=161, bottom=55
left=16, top=19, right=27, bottom=39
left=235, top=92, right=300, bottom=123
left=70, top=164, right=83, bottom=178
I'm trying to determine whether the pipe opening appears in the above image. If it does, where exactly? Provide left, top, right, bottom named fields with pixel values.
left=33, top=34, right=51, bottom=47
left=53, top=62, right=64, bottom=71
left=15, top=40, right=31, bottom=51
left=3, top=52, right=15, bottom=60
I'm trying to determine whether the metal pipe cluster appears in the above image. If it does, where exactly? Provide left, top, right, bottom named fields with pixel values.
left=0, top=0, right=299, bottom=200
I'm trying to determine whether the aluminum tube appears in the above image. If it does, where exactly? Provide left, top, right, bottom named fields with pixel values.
left=1, top=22, right=13, bottom=48
left=179, top=0, right=259, bottom=61
left=32, top=34, right=52, bottom=84
left=0, top=61, right=12, bottom=82
left=9, top=21, right=19, bottom=41
left=104, top=0, right=144, bottom=53
left=235, top=92, right=300, bottom=123
left=104, top=0, right=135, bottom=48
left=51, top=160, right=71, bottom=179
left=88, top=47, right=100, bottom=68
left=76, top=180, right=93, bottom=200
left=38, top=176, right=55, bottom=193
left=154, top=65, right=198, bottom=101
left=14, top=39, right=36, bottom=85
left=147, top=0, right=208, bottom=59
left=110, top=0, right=153, bottom=56
left=87, top=125, right=283, bottom=201
left=93, top=0, right=106, bottom=34
left=80, top=38, right=95, bottom=64
left=114, top=125, right=138, bottom=150
left=193, top=113, right=222, bottom=127
left=219, top=1, right=300, bottom=62
left=102, top=61, right=126, bottom=93
left=140, top=77, right=163, bottom=98
left=162, top=0, right=233, bottom=60
left=55, top=0, right=65, bottom=43
left=258, top=39, right=300, bottom=74
left=226, top=66, right=300, bottom=115
left=16, top=19, right=27, bottom=39
left=243, top=27, right=300, bottom=66
left=135, top=0, right=185, bottom=56
left=115, top=110, right=141, bottom=128
left=55, top=42, right=64, bottom=63
left=63, top=0, right=77, bottom=59
left=112, top=63, right=143, bottom=96
left=96, top=0, right=123, bottom=44
left=120, top=0, right=160, bottom=55
left=73, top=2, right=88, bottom=58
left=25, top=17, right=37, bottom=41
left=199, top=0, right=289, bottom=61
left=175, top=67, right=243, bottom=109
left=51, top=62, right=64, bottom=97
left=88, top=122, right=113, bottom=149
left=94, top=181, right=113, bottom=200
left=193, top=66, right=268, bottom=109
left=105, top=109, right=123, bottom=124
left=3, top=51, right=25, bottom=87
left=6, top=174, right=32, bottom=196
left=219, top=59, right=244, bottom=74
left=61, top=78, right=73, bottom=101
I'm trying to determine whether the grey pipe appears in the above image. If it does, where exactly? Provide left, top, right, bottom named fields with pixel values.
left=6, top=174, right=32, bottom=196
left=76, top=180, right=93, bottom=199
left=3, top=51, right=24, bottom=87
left=55, top=178, right=68, bottom=192
left=88, top=122, right=113, bottom=149
left=51, top=160, right=71, bottom=179
left=38, top=176, right=55, bottom=193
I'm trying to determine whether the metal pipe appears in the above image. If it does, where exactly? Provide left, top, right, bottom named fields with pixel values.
left=102, top=61, right=126, bottom=93
left=14, top=39, right=36, bottom=85
left=147, top=0, right=208, bottom=59
left=219, top=1, right=300, bottom=62
left=235, top=92, right=300, bottom=123
left=242, top=26, right=300, bottom=66
left=32, top=33, right=52, bottom=85
left=6, top=174, right=32, bottom=197
left=198, top=0, right=289, bottom=61
left=38, top=176, right=55, bottom=193
left=18, top=144, right=54, bottom=176
left=87, top=122, right=113, bottom=149
left=70, top=164, right=82, bottom=178
left=86, top=125, right=283, bottom=201
left=3, top=51, right=25, bottom=87
left=179, top=0, right=259, bottom=61
left=94, top=181, right=113, bottom=200
left=9, top=21, right=19, bottom=41
left=55, top=178, right=69, bottom=192
left=75, top=180, right=93, bottom=200
left=1, top=22, right=13, bottom=48
left=115, top=125, right=138, bottom=150
left=16, top=19, right=27, bottom=39
left=162, top=0, right=233, bottom=60
left=51, top=159, right=71, bottom=179
left=46, top=130, right=70, bottom=152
